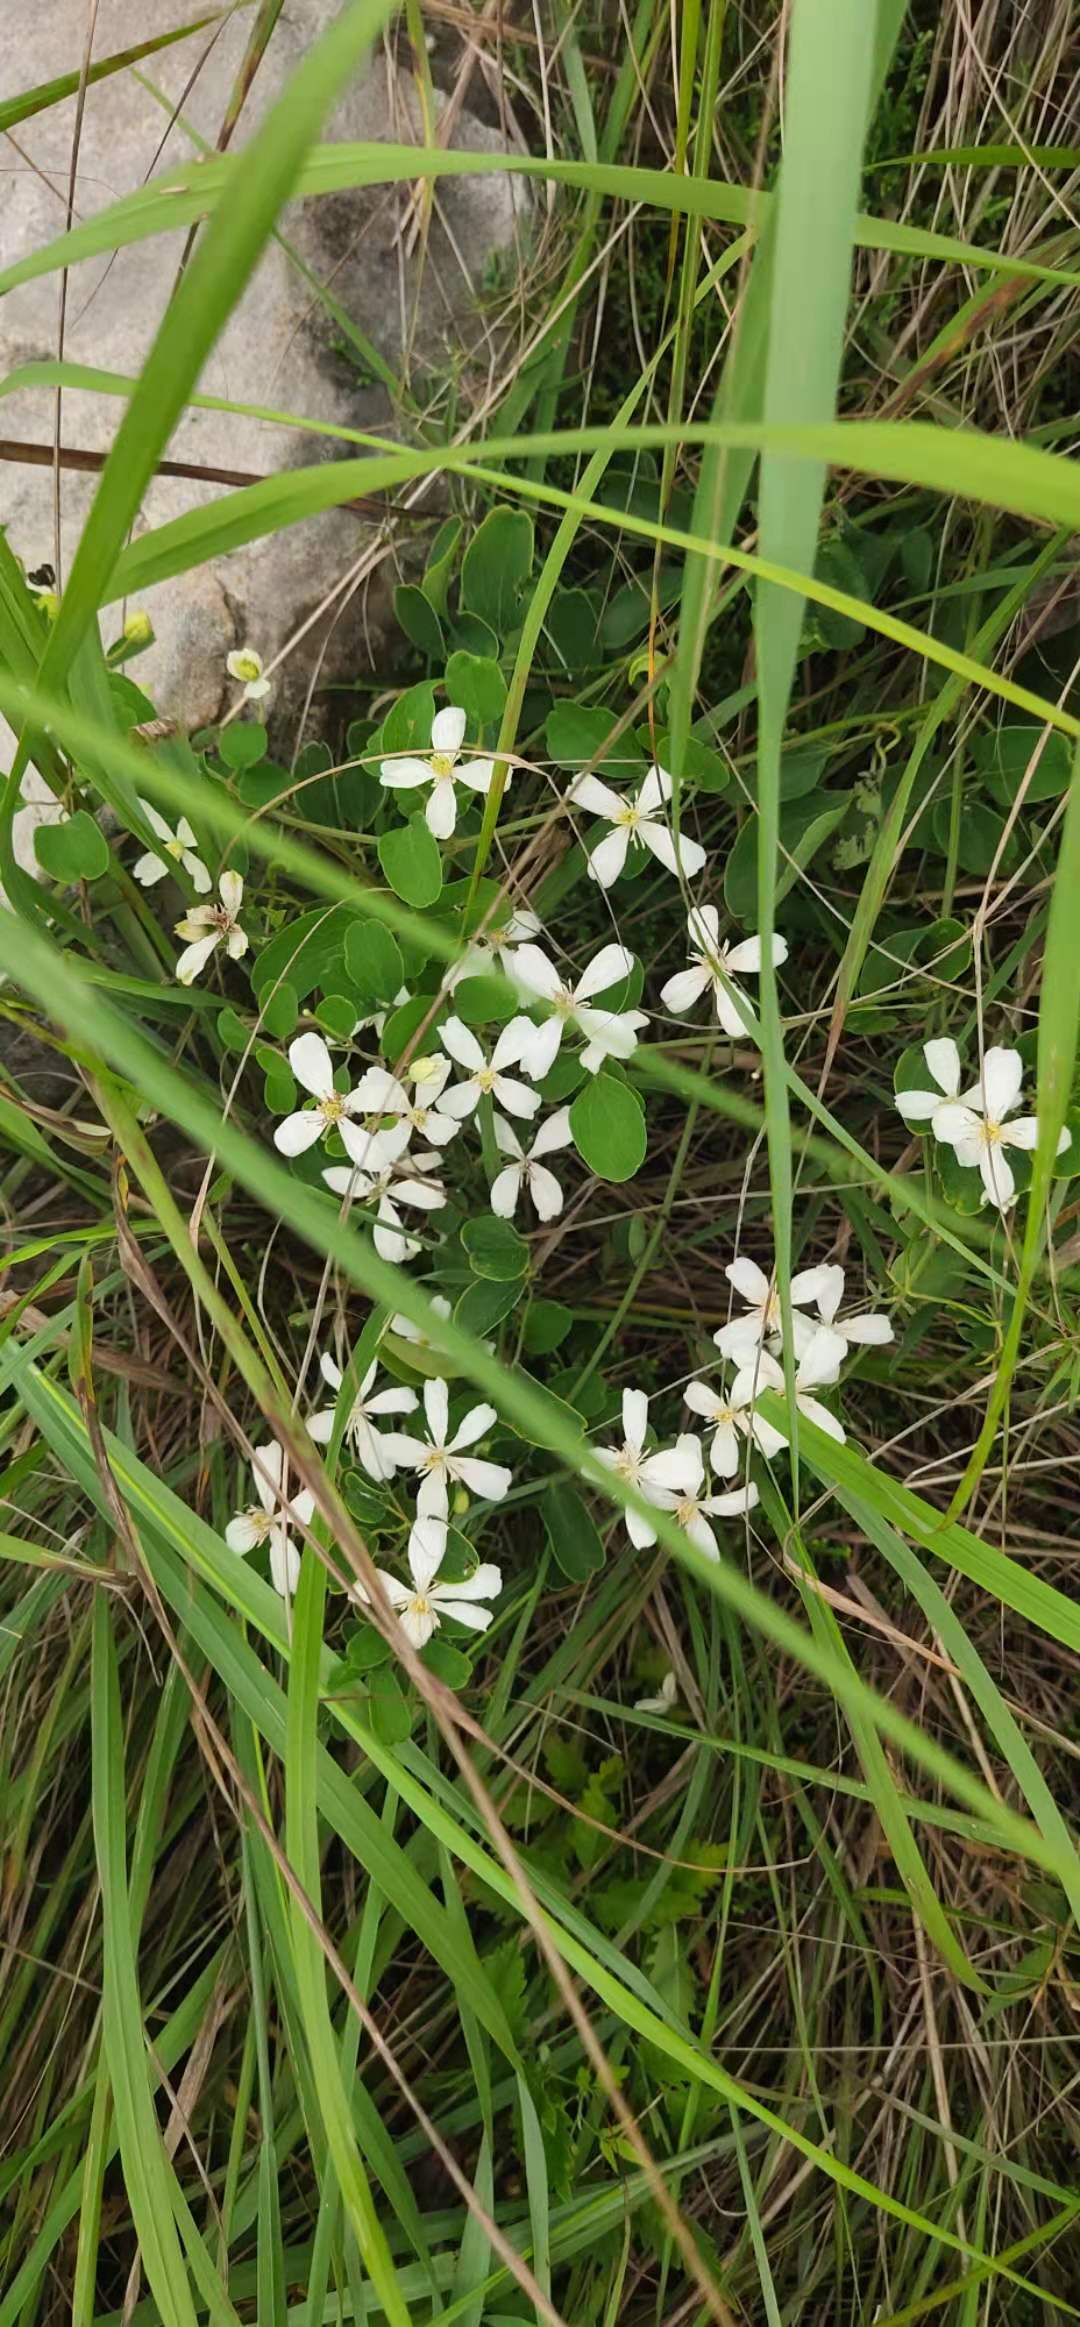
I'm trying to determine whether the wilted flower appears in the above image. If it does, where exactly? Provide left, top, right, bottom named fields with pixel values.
left=174, top=870, right=248, bottom=985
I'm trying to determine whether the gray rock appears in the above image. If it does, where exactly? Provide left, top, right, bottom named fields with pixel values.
left=2, top=0, right=528, bottom=832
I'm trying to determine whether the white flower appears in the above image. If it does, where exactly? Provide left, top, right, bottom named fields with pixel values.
left=386, top=1297, right=494, bottom=1365
left=273, top=1033, right=362, bottom=1157
left=648, top=1433, right=759, bottom=1560
left=634, top=1669, right=678, bottom=1715
left=491, top=1108, right=572, bottom=1221
left=352, top=1055, right=461, bottom=1147
left=380, top=1377, right=512, bottom=1520
left=730, top=1342, right=846, bottom=1450
left=509, top=941, right=648, bottom=1077
left=683, top=1371, right=761, bottom=1477
left=442, top=905, right=542, bottom=992
left=308, top=1356, right=417, bottom=1479
left=593, top=1388, right=700, bottom=1549
left=438, top=1015, right=541, bottom=1122
left=357, top=1516, right=502, bottom=1649
left=713, top=1255, right=841, bottom=1364
left=133, top=799, right=210, bottom=894
left=894, top=1036, right=965, bottom=1125
left=174, top=869, right=248, bottom=986
left=225, top=1442, right=314, bottom=1598
left=323, top=1126, right=446, bottom=1263
left=388, top=1295, right=452, bottom=1348
left=784, top=1263, right=893, bottom=1382
left=378, top=705, right=496, bottom=841
left=660, top=906, right=787, bottom=1038
left=927, top=1044, right=1068, bottom=1212
left=226, top=646, right=271, bottom=703
left=569, top=762, right=707, bottom=890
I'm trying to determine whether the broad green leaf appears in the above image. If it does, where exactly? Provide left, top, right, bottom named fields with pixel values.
left=378, top=813, right=443, bottom=908
left=461, top=508, right=534, bottom=635
left=462, top=1215, right=530, bottom=1282
left=394, top=582, right=445, bottom=660
left=541, top=1483, right=605, bottom=1581
left=569, top=1074, right=646, bottom=1182
left=33, top=811, right=109, bottom=883
left=445, top=651, right=507, bottom=728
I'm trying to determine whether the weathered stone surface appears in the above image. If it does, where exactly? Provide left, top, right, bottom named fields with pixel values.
left=1, top=0, right=528, bottom=790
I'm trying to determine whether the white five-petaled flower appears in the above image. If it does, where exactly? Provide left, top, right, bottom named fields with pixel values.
left=352, top=1055, right=461, bottom=1148
left=510, top=942, right=648, bottom=1077
left=648, top=1432, right=759, bottom=1560
left=683, top=1371, right=762, bottom=1477
left=660, top=906, right=787, bottom=1039
left=357, top=1515, right=502, bottom=1649
left=174, top=869, right=248, bottom=986
left=308, top=1356, right=417, bottom=1479
left=783, top=1263, right=893, bottom=1382
left=226, top=1442, right=314, bottom=1598
left=378, top=705, right=496, bottom=840
left=226, top=646, right=271, bottom=702
left=569, top=762, right=707, bottom=890
left=491, top=1108, right=573, bottom=1221
left=380, top=1377, right=513, bottom=1520
left=713, top=1255, right=841, bottom=1364
left=899, top=1039, right=1067, bottom=1212
left=634, top=1669, right=679, bottom=1715
left=323, top=1126, right=446, bottom=1263
left=438, top=1015, right=540, bottom=1121
left=442, top=905, right=541, bottom=992
left=133, top=799, right=210, bottom=894
left=593, top=1388, right=700, bottom=1549
left=730, top=1341, right=847, bottom=1449
left=273, top=1033, right=361, bottom=1157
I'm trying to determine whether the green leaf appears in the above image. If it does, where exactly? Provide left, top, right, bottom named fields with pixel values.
left=569, top=1073, right=646, bottom=1182
left=462, top=1215, right=530, bottom=1282
left=378, top=813, right=443, bottom=909
left=653, top=730, right=729, bottom=793
left=422, top=515, right=463, bottom=617
left=380, top=679, right=436, bottom=755
left=260, top=980, right=298, bottom=1041
left=34, top=811, right=109, bottom=882
left=545, top=702, right=645, bottom=782
left=254, top=903, right=360, bottom=1003
left=422, top=1636, right=473, bottom=1688
left=522, top=1299, right=574, bottom=1355
left=541, top=1482, right=604, bottom=1581
left=973, top=724, right=1071, bottom=805
left=544, top=588, right=598, bottom=672
left=461, top=507, right=534, bottom=635
left=394, top=583, right=444, bottom=660
left=929, top=798, right=1014, bottom=874
left=218, top=720, right=267, bottom=770
left=343, top=920, right=404, bottom=1008
left=454, top=1278, right=520, bottom=1335
left=454, top=973, right=519, bottom=1026
left=723, top=792, right=848, bottom=919
left=445, top=650, right=507, bottom=727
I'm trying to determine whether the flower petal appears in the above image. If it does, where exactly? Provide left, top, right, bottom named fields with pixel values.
left=273, top=1109, right=327, bottom=1157
left=979, top=1045, right=1024, bottom=1121
left=440, top=1016, right=485, bottom=1073
left=490, top=1164, right=522, bottom=1218
left=219, top=869, right=243, bottom=918
left=660, top=963, right=711, bottom=1014
left=288, top=1031, right=335, bottom=1100
left=586, top=827, right=630, bottom=889
left=409, top=1514, right=448, bottom=1591
left=133, top=849, right=168, bottom=887
left=426, top=778, right=458, bottom=840
left=528, top=1162, right=564, bottom=1220
left=637, top=764, right=673, bottom=814
left=380, top=755, right=435, bottom=788
left=895, top=1085, right=948, bottom=1122
left=175, top=931, right=219, bottom=985
left=575, top=942, right=634, bottom=1003
left=930, top=1102, right=983, bottom=1148
left=979, top=1143, right=1015, bottom=1210
left=726, top=1256, right=770, bottom=1306
left=457, top=755, right=496, bottom=793
left=432, top=704, right=467, bottom=755
left=453, top=1456, right=512, bottom=1503
left=622, top=1386, right=648, bottom=1450
left=923, top=1036, right=961, bottom=1097
left=530, top=1106, right=573, bottom=1160
left=569, top=773, right=623, bottom=820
